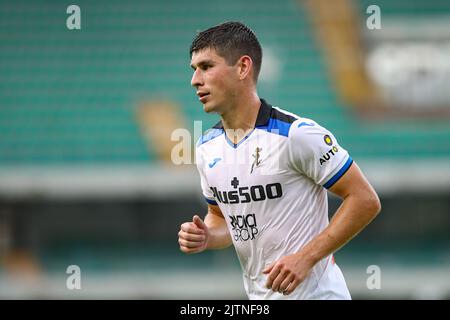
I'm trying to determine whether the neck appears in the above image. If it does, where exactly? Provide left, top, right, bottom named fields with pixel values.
left=220, top=91, right=261, bottom=145
left=221, top=92, right=261, bottom=131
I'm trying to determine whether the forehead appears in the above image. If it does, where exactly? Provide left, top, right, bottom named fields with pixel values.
left=190, top=47, right=225, bottom=66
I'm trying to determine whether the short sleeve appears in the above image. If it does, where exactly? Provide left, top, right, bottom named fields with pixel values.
left=195, top=144, right=218, bottom=205
left=288, top=118, right=353, bottom=189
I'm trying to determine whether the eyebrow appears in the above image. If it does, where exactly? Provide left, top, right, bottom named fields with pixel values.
left=190, top=59, right=215, bottom=70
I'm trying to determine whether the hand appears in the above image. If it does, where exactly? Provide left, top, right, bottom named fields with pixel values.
left=178, top=215, right=209, bottom=254
left=262, top=252, right=315, bottom=295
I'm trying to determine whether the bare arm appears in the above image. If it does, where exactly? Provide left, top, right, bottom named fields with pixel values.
left=204, top=204, right=233, bottom=250
left=178, top=204, right=232, bottom=254
left=300, top=161, right=381, bottom=265
left=264, top=162, right=381, bottom=294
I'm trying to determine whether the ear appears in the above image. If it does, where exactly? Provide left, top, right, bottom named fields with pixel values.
left=237, top=55, right=253, bottom=81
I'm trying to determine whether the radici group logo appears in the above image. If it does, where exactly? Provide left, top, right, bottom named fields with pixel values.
left=228, top=213, right=259, bottom=242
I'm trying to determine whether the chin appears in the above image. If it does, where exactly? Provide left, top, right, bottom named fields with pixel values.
left=203, top=102, right=216, bottom=114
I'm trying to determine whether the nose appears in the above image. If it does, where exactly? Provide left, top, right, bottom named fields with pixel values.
left=191, top=68, right=203, bottom=88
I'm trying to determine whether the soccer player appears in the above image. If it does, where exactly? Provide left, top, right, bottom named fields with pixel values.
left=178, top=21, right=381, bottom=299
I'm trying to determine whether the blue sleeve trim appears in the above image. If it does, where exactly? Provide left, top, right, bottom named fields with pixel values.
left=205, top=197, right=218, bottom=205
left=323, top=156, right=353, bottom=189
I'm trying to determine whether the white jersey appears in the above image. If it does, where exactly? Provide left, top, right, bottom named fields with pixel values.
left=195, top=99, right=352, bottom=300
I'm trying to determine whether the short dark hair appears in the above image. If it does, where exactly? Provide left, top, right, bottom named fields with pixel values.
left=190, top=21, right=263, bottom=83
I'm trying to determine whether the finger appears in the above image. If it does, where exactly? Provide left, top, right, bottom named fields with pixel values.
left=179, top=245, right=202, bottom=254
left=271, top=269, right=289, bottom=292
left=178, top=230, right=205, bottom=242
left=181, top=222, right=205, bottom=235
left=262, top=261, right=275, bottom=274
left=284, top=277, right=302, bottom=295
left=265, top=264, right=282, bottom=289
left=178, top=238, right=203, bottom=249
left=193, top=215, right=207, bottom=230
left=279, top=274, right=295, bottom=294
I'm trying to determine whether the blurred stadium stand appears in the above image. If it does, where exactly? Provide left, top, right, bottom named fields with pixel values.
left=0, top=0, right=449, bottom=299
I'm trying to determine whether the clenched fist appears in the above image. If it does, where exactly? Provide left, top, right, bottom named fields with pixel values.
left=178, top=215, right=209, bottom=254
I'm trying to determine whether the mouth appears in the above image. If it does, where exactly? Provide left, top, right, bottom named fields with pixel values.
left=197, top=92, right=210, bottom=103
